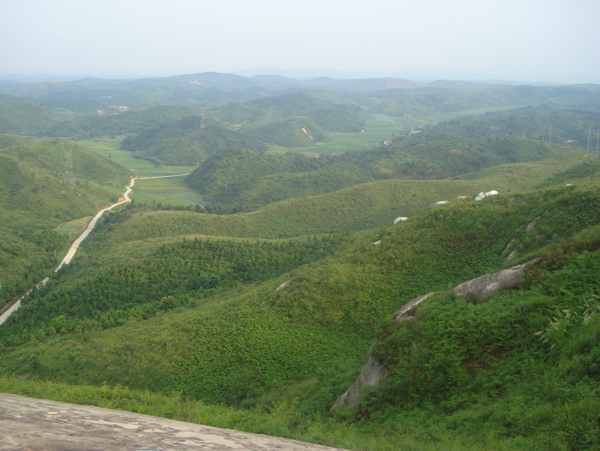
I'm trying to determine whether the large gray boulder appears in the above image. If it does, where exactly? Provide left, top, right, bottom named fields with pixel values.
left=452, top=259, right=539, bottom=303
left=0, top=393, right=343, bottom=450
left=330, top=342, right=386, bottom=411
left=395, top=292, right=436, bottom=321
left=331, top=259, right=540, bottom=410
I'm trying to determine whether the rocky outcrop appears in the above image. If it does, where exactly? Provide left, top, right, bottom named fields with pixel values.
left=475, top=190, right=498, bottom=201
left=395, top=292, right=436, bottom=321
left=0, top=393, right=344, bottom=450
left=331, top=259, right=540, bottom=410
left=276, top=279, right=292, bottom=292
left=452, top=259, right=539, bottom=303
left=330, top=342, right=386, bottom=411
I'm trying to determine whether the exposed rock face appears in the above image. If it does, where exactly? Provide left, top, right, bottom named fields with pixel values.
left=475, top=190, right=499, bottom=201
left=452, top=260, right=538, bottom=303
left=330, top=342, right=386, bottom=411
left=276, top=279, right=292, bottom=292
left=0, top=393, right=344, bottom=450
left=526, top=215, right=542, bottom=232
left=331, top=259, right=540, bottom=410
left=395, top=292, right=436, bottom=321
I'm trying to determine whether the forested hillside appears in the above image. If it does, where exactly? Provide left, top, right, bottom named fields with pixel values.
left=186, top=139, right=583, bottom=211
left=0, top=73, right=599, bottom=450
left=369, top=83, right=600, bottom=116
left=45, top=104, right=201, bottom=139
left=120, top=116, right=267, bottom=165
left=0, top=137, right=130, bottom=309
left=389, top=106, right=600, bottom=149
left=238, top=117, right=329, bottom=147
left=0, top=179, right=598, bottom=450
left=0, top=98, right=75, bottom=134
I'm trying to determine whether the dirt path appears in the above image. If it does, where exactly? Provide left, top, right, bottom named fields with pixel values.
left=0, top=393, right=344, bottom=450
left=0, top=178, right=137, bottom=326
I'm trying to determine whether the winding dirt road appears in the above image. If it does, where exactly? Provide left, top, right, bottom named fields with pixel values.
left=0, top=177, right=136, bottom=326
left=0, top=174, right=346, bottom=449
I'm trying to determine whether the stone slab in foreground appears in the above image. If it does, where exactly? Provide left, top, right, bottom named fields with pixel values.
left=0, top=393, right=345, bottom=450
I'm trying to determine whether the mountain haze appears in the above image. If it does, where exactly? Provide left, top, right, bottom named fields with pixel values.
left=0, top=71, right=599, bottom=450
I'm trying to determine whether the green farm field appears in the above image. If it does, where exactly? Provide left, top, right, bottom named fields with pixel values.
left=77, top=138, right=202, bottom=206
left=76, top=138, right=197, bottom=178
left=77, top=107, right=517, bottom=206
left=55, top=216, right=93, bottom=236
left=132, top=176, right=205, bottom=206
left=268, top=107, right=516, bottom=155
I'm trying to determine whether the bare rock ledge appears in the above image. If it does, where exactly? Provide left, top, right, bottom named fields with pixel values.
left=0, top=393, right=346, bottom=450
left=331, top=259, right=540, bottom=410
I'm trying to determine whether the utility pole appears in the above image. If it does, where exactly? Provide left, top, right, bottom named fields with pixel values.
left=59, top=139, right=76, bottom=189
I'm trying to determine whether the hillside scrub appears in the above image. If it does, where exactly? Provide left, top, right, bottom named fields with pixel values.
left=238, top=117, right=329, bottom=147
left=0, top=181, right=598, bottom=449
left=1, top=75, right=600, bottom=451
left=120, top=116, right=267, bottom=165
left=186, top=138, right=583, bottom=211
left=0, top=235, right=344, bottom=347
left=388, top=106, right=600, bottom=149
left=0, top=138, right=130, bottom=307
left=1, top=184, right=598, bottom=403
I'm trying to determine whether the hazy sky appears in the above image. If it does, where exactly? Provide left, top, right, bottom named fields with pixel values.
left=1, top=0, right=599, bottom=83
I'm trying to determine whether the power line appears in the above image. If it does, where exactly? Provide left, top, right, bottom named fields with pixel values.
left=59, top=139, right=76, bottom=189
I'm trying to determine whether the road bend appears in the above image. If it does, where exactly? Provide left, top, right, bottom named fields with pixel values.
left=0, top=177, right=137, bottom=326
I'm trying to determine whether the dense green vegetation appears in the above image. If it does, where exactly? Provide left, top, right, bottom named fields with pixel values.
left=243, top=90, right=360, bottom=119
left=1, top=73, right=599, bottom=450
left=0, top=235, right=343, bottom=346
left=0, top=181, right=598, bottom=450
left=369, top=83, right=600, bottom=116
left=45, top=104, right=201, bottom=139
left=389, top=106, right=600, bottom=149
left=239, top=116, right=329, bottom=147
left=0, top=134, right=33, bottom=148
left=0, top=137, right=130, bottom=308
left=87, top=157, right=587, bottom=246
left=121, top=116, right=267, bottom=165
left=0, top=99, right=74, bottom=135
left=186, top=139, right=583, bottom=211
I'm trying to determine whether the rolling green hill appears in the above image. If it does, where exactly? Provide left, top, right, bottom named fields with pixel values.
left=389, top=106, right=600, bottom=149
left=207, top=102, right=266, bottom=125
left=307, top=105, right=367, bottom=132
left=0, top=99, right=74, bottom=135
left=186, top=139, right=583, bottom=211
left=207, top=90, right=368, bottom=138
left=370, top=83, right=600, bottom=117
left=239, top=90, right=361, bottom=117
left=0, top=180, right=598, bottom=450
left=239, top=116, right=329, bottom=147
left=120, top=116, right=267, bottom=165
left=0, top=134, right=33, bottom=149
left=1, top=73, right=600, bottom=451
left=45, top=104, right=201, bottom=139
left=0, top=138, right=130, bottom=308
left=185, top=147, right=324, bottom=199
